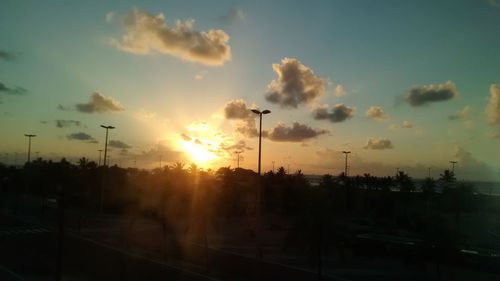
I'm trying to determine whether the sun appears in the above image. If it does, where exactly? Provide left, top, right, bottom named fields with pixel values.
left=179, top=139, right=217, bottom=164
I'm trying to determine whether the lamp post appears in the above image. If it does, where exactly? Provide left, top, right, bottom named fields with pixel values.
left=450, top=161, right=457, bottom=173
left=251, top=108, right=270, bottom=261
left=235, top=150, right=242, bottom=168
left=342, top=151, right=351, bottom=176
left=24, top=134, right=36, bottom=163
left=100, top=125, right=115, bottom=167
left=97, top=149, right=103, bottom=166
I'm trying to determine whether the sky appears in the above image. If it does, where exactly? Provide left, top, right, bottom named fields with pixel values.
left=1, top=0, right=499, bottom=181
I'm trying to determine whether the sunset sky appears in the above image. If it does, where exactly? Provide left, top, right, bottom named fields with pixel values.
left=1, top=0, right=499, bottom=180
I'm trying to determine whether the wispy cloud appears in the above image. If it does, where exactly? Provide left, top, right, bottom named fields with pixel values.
left=42, top=119, right=83, bottom=128
left=76, top=92, right=124, bottom=113
left=217, top=7, right=246, bottom=25
left=363, top=138, right=394, bottom=150
left=486, top=84, right=500, bottom=125
left=267, top=122, right=328, bottom=142
left=266, top=58, right=326, bottom=108
left=108, top=9, right=231, bottom=66
left=389, top=120, right=414, bottom=130
left=66, top=132, right=98, bottom=143
left=0, top=82, right=27, bottom=95
left=313, top=104, right=355, bottom=123
left=0, top=50, right=16, bottom=61
left=405, top=81, right=458, bottom=106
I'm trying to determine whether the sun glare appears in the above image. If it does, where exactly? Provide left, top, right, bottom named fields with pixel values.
left=180, top=140, right=217, bottom=164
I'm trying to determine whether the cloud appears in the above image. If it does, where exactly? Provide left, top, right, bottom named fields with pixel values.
left=76, top=92, right=124, bottom=113
left=267, top=122, right=328, bottom=142
left=42, top=120, right=82, bottom=128
left=66, top=132, right=98, bottom=143
left=137, top=140, right=187, bottom=164
left=487, top=0, right=500, bottom=7
left=57, top=104, right=72, bottom=111
left=363, top=138, right=394, bottom=150
left=486, top=84, right=500, bottom=125
left=220, top=139, right=253, bottom=152
left=0, top=50, right=16, bottom=61
left=108, top=140, right=132, bottom=153
left=181, top=133, right=192, bottom=141
left=265, top=58, right=326, bottom=108
left=195, top=70, right=208, bottom=80
left=405, top=81, right=458, bottom=106
left=135, top=109, right=157, bottom=121
left=0, top=82, right=27, bottom=95
left=223, top=99, right=259, bottom=137
left=448, top=106, right=471, bottom=121
left=334, top=84, right=345, bottom=97
left=109, top=9, right=231, bottom=66
left=217, top=8, right=246, bottom=24
left=452, top=145, right=493, bottom=180
left=313, top=104, right=355, bottom=123
left=488, top=131, right=500, bottom=140
left=389, top=120, right=414, bottom=130
left=366, top=106, right=389, bottom=121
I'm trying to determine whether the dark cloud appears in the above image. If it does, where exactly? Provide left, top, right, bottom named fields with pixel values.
left=217, top=8, right=246, bottom=24
left=41, top=120, right=82, bottom=128
left=0, top=50, right=16, bottom=61
left=366, top=106, right=389, bottom=121
left=363, top=138, right=394, bottom=150
left=265, top=58, right=326, bottom=108
left=267, top=122, right=328, bottom=142
left=220, top=140, right=253, bottom=152
left=108, top=140, right=132, bottom=149
left=76, top=92, right=124, bottom=113
left=109, top=9, right=231, bottom=66
left=57, top=104, right=72, bottom=111
left=313, top=104, right=355, bottom=123
left=486, top=84, right=500, bottom=125
left=0, top=82, right=27, bottom=95
left=66, top=132, right=98, bottom=143
left=406, top=81, right=458, bottom=106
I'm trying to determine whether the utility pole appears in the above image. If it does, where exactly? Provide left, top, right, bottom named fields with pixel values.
left=342, top=151, right=351, bottom=176
left=428, top=167, right=431, bottom=178
left=98, top=149, right=103, bottom=166
left=24, top=134, right=36, bottom=163
left=272, top=161, right=275, bottom=173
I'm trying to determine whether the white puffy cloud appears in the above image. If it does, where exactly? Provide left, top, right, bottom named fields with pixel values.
left=109, top=9, right=231, bottom=66
left=265, top=58, right=326, bottom=108
left=366, top=106, right=389, bottom=121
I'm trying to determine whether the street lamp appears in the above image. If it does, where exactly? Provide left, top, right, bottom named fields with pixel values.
left=252, top=109, right=271, bottom=176
left=100, top=125, right=115, bottom=167
left=24, top=134, right=36, bottom=163
left=97, top=149, right=103, bottom=166
left=251, top=108, right=270, bottom=260
left=235, top=150, right=243, bottom=168
left=450, top=161, right=457, bottom=173
left=342, top=151, right=351, bottom=176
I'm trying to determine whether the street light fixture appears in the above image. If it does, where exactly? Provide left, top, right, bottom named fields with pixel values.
left=100, top=125, right=115, bottom=167
left=450, top=161, right=457, bottom=173
left=342, top=151, right=351, bottom=176
left=235, top=150, right=243, bottom=168
left=251, top=108, right=270, bottom=260
left=24, top=134, right=36, bottom=163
